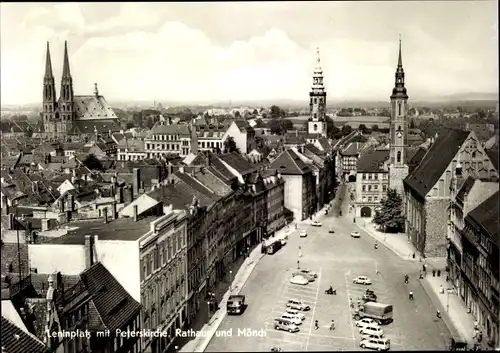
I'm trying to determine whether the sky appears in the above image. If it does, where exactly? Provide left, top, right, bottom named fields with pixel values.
left=1, top=2, right=498, bottom=105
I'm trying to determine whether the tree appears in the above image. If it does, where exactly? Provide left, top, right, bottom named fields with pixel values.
left=253, top=109, right=258, bottom=115
left=282, top=119, right=294, bottom=131
left=371, top=124, right=379, bottom=132
left=409, top=119, right=416, bottom=129
left=223, top=136, right=240, bottom=153
left=125, top=122, right=135, bottom=129
left=234, top=111, right=241, bottom=118
left=270, top=119, right=283, bottom=135
left=341, top=124, right=353, bottom=136
left=270, top=105, right=282, bottom=119
left=358, top=124, right=368, bottom=134
left=146, top=117, right=154, bottom=129
left=372, top=188, right=405, bottom=233
left=83, top=154, right=104, bottom=171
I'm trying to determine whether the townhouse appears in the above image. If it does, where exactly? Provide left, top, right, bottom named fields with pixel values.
left=28, top=205, right=188, bottom=353
left=144, top=121, right=195, bottom=158
left=270, top=149, right=316, bottom=221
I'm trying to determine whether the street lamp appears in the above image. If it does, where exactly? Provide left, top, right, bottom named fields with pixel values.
left=229, top=271, right=233, bottom=291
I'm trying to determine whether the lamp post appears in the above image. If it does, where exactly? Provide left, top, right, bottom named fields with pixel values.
left=229, top=270, right=233, bottom=291
left=446, top=288, right=453, bottom=312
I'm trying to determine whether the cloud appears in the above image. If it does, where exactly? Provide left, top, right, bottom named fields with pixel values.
left=0, top=2, right=497, bottom=105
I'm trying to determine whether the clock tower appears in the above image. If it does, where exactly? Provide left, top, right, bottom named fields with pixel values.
left=308, top=48, right=327, bottom=138
left=388, top=37, right=409, bottom=197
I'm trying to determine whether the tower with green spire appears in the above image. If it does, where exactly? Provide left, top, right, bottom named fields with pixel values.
left=42, top=42, right=57, bottom=134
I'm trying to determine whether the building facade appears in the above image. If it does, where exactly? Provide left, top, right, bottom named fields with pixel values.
left=404, top=129, right=499, bottom=257
left=355, top=150, right=390, bottom=218
left=461, top=193, right=499, bottom=348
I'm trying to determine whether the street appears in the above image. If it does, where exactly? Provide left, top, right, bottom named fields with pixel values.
left=206, top=183, right=451, bottom=352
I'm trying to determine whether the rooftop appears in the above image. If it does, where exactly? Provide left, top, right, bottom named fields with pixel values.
left=46, top=217, right=156, bottom=244
left=357, top=150, right=390, bottom=173
left=467, top=191, right=499, bottom=245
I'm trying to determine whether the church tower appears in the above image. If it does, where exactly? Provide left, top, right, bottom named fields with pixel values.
left=388, top=37, right=409, bottom=197
left=42, top=42, right=57, bottom=134
left=58, top=41, right=75, bottom=134
left=308, top=48, right=327, bottom=138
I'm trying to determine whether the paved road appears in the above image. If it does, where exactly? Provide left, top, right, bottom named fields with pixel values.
left=206, top=183, right=451, bottom=352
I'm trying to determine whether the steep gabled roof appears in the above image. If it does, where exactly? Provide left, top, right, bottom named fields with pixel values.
left=404, top=128, right=470, bottom=198
left=269, top=149, right=312, bottom=175
left=80, top=262, right=141, bottom=332
left=486, top=148, right=499, bottom=172
left=218, top=152, right=257, bottom=176
left=1, top=316, right=48, bottom=353
left=466, top=191, right=499, bottom=245
left=357, top=150, right=390, bottom=173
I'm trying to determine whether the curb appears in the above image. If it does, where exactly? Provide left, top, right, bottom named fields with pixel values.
left=419, top=277, right=469, bottom=347
left=194, top=249, right=265, bottom=352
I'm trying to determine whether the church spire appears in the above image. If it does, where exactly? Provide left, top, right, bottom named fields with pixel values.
left=391, top=36, right=407, bottom=99
left=397, top=34, right=402, bottom=67
left=62, top=41, right=71, bottom=78
left=44, top=42, right=53, bottom=78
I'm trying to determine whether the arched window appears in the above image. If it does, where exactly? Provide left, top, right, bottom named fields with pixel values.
left=314, top=98, right=317, bottom=104
left=398, top=102, right=402, bottom=116
left=397, top=151, right=401, bottom=163
left=314, top=124, right=318, bottom=131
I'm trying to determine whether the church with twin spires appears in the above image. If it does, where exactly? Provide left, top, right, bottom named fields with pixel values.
left=41, top=41, right=120, bottom=138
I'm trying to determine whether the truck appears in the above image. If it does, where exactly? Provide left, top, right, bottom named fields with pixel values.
left=353, top=302, right=393, bottom=325
left=227, top=295, right=246, bottom=315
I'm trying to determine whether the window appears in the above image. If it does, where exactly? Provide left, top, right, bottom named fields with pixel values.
left=362, top=185, right=366, bottom=191
left=374, top=196, right=378, bottom=202
left=397, top=151, right=401, bottom=163
left=383, top=185, right=387, bottom=191
left=314, top=124, right=318, bottom=131
left=374, top=185, right=378, bottom=190
left=362, top=174, right=366, bottom=180
left=398, top=101, right=402, bottom=116
left=368, top=185, right=372, bottom=191
left=368, top=174, right=372, bottom=180
left=368, top=197, right=372, bottom=202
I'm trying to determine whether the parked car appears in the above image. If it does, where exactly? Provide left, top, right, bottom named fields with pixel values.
left=285, top=308, right=306, bottom=320
left=355, top=318, right=379, bottom=328
left=300, top=229, right=307, bottom=237
left=290, top=275, right=309, bottom=285
left=360, top=325, right=384, bottom=337
left=311, top=220, right=322, bottom=227
left=351, top=231, right=361, bottom=238
left=353, top=276, right=372, bottom=285
left=360, top=337, right=390, bottom=351
left=274, top=318, right=300, bottom=333
left=286, top=299, right=310, bottom=311
left=329, top=227, right=335, bottom=233
left=294, top=268, right=318, bottom=279
left=280, top=313, right=302, bottom=325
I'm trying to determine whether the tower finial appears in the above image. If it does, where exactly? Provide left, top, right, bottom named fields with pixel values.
left=398, top=34, right=402, bottom=67
left=316, top=47, right=321, bottom=66
left=62, top=40, right=71, bottom=78
left=94, top=83, right=99, bottom=97
left=45, top=42, right=53, bottom=78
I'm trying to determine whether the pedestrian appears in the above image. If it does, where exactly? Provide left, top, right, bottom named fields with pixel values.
left=297, top=260, right=300, bottom=269
left=330, top=320, right=335, bottom=330
left=315, top=320, right=319, bottom=330
left=409, top=291, right=414, bottom=300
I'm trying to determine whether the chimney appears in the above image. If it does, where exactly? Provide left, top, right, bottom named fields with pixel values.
left=1, top=195, right=8, bottom=215
left=41, top=218, right=49, bottom=231
left=112, top=202, right=117, bottom=219
left=103, top=207, right=108, bottom=224
left=8, top=213, right=15, bottom=230
left=133, top=205, right=138, bottom=222
left=132, top=168, right=140, bottom=199
left=190, top=125, right=198, bottom=154
left=84, top=235, right=94, bottom=268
